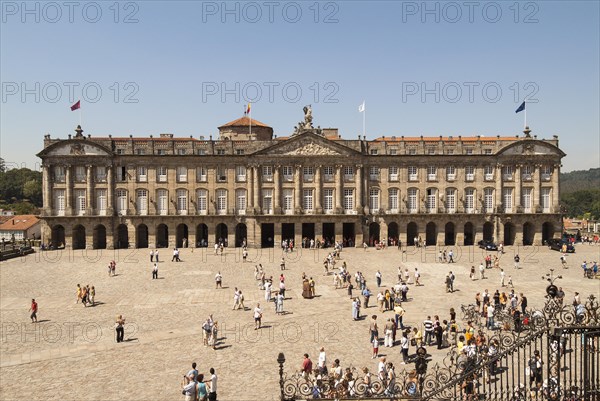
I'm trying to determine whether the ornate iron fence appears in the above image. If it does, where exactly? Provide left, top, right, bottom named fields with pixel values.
left=277, top=292, right=600, bottom=400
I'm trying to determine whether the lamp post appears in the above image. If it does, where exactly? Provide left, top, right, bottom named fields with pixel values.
left=542, top=269, right=562, bottom=298
left=277, top=352, right=286, bottom=401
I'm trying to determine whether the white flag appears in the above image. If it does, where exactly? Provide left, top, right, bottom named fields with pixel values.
left=358, top=101, right=365, bottom=113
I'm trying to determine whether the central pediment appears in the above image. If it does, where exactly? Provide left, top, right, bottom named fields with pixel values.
left=254, top=132, right=359, bottom=157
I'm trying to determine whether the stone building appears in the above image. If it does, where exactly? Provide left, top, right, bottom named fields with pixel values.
left=37, top=108, right=565, bottom=249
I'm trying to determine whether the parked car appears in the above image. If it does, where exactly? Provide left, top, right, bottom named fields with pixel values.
left=478, top=240, right=498, bottom=251
left=547, top=238, right=575, bottom=253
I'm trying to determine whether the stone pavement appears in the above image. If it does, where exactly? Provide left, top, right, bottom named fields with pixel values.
left=1, top=244, right=599, bottom=400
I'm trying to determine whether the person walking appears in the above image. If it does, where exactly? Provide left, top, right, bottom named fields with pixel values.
left=90, top=286, right=95, bottom=306
left=115, top=315, right=125, bottom=342
left=150, top=249, right=154, bottom=262
left=479, top=263, right=486, bottom=280
left=215, top=272, right=223, bottom=289
left=29, top=298, right=38, bottom=323
left=414, top=268, right=421, bottom=286
left=152, top=263, right=158, bottom=279
left=423, top=316, right=434, bottom=345
left=207, top=368, right=218, bottom=401
left=514, top=254, right=520, bottom=269
left=376, top=270, right=382, bottom=287
left=400, top=331, right=410, bottom=364
left=254, top=303, right=263, bottom=329
left=500, top=269, right=506, bottom=287
left=470, top=266, right=475, bottom=280
left=76, top=284, right=82, bottom=304
left=155, top=249, right=159, bottom=263
left=384, top=318, right=395, bottom=347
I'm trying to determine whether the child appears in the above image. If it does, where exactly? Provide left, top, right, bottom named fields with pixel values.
left=372, top=336, right=379, bottom=358
left=508, top=275, right=514, bottom=288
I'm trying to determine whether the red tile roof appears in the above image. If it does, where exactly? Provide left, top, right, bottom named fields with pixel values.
left=374, top=136, right=519, bottom=142
left=0, top=215, right=40, bottom=231
left=218, top=116, right=271, bottom=128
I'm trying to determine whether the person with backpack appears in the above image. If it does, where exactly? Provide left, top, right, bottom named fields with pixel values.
left=528, top=350, right=543, bottom=392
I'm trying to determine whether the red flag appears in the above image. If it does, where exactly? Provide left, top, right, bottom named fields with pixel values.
left=70, top=100, right=81, bottom=111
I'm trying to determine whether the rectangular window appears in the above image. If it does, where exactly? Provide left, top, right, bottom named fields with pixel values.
left=54, top=166, right=65, bottom=182
left=484, top=188, right=494, bottom=213
left=116, top=148, right=126, bottom=155
left=135, top=148, right=146, bottom=155
left=216, top=189, right=227, bottom=214
left=197, top=149, right=206, bottom=156
left=235, top=149, right=244, bottom=155
left=283, top=189, right=293, bottom=214
left=117, top=166, right=127, bottom=182
left=343, top=189, right=354, bottom=213
left=197, top=189, right=208, bottom=215
left=446, top=188, right=455, bottom=213
left=369, top=188, right=380, bottom=211
left=323, top=188, right=334, bottom=212
left=541, top=188, right=551, bottom=212
left=343, top=166, right=354, bottom=181
left=303, top=166, right=314, bottom=182
left=216, top=149, right=226, bottom=155
left=116, top=189, right=128, bottom=215
left=177, top=189, right=188, bottom=215
left=282, top=166, right=293, bottom=181
left=408, top=188, right=418, bottom=213
left=236, top=165, right=246, bottom=182
left=446, top=149, right=454, bottom=155
left=177, top=166, right=187, bottom=182
left=389, top=166, right=399, bottom=181
left=502, top=165, right=513, bottom=181
left=75, top=189, right=86, bottom=215
left=369, top=166, right=380, bottom=181
left=323, top=166, right=334, bottom=182
left=446, top=166, right=456, bottom=181
left=236, top=190, right=247, bottom=214
left=484, top=148, right=493, bottom=155
left=465, top=166, right=475, bottom=181
left=95, top=166, right=106, bottom=182
left=96, top=189, right=107, bottom=215
left=484, top=165, right=494, bottom=181
left=465, top=147, right=473, bottom=155
left=427, top=166, right=437, bottom=181
left=407, top=147, right=417, bottom=155
left=303, top=189, right=314, bottom=212
left=522, top=188, right=532, bottom=212
left=75, top=166, right=86, bottom=182
left=262, top=189, right=273, bottom=214
left=137, top=189, right=148, bottom=215
left=157, top=166, right=168, bottom=182
left=389, top=147, right=398, bottom=155
left=156, top=149, right=165, bottom=155
left=177, top=148, right=186, bottom=155
left=157, top=189, right=168, bottom=216
left=426, top=188, right=437, bottom=213
left=370, top=149, right=378, bottom=155
left=522, top=165, right=533, bottom=181
left=54, top=189, right=65, bottom=216
left=388, top=188, right=399, bottom=212
left=427, top=147, right=436, bottom=155
left=137, top=166, right=147, bottom=182
left=196, top=166, right=207, bottom=182
left=408, top=166, right=418, bottom=181
left=262, top=166, right=273, bottom=182
left=541, top=165, right=552, bottom=181
left=216, top=166, right=227, bottom=182
left=465, top=188, right=475, bottom=213
left=502, top=188, right=513, bottom=212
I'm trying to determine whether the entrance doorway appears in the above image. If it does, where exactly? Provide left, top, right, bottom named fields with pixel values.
left=302, top=223, right=315, bottom=246
left=235, top=223, right=247, bottom=247
left=323, top=223, right=335, bottom=246
left=261, top=223, right=274, bottom=248
left=136, top=224, right=148, bottom=248
left=282, top=223, right=295, bottom=243
left=425, top=222, right=437, bottom=246
left=93, top=225, right=107, bottom=249
left=72, top=225, right=86, bottom=250
left=444, top=222, right=455, bottom=246
left=176, top=224, right=189, bottom=248
left=115, top=224, right=128, bottom=249
left=342, top=223, right=355, bottom=247
left=156, top=224, right=168, bottom=248
left=196, top=224, right=208, bottom=247
left=464, top=222, right=474, bottom=246
left=483, top=222, right=494, bottom=242
left=407, top=222, right=418, bottom=246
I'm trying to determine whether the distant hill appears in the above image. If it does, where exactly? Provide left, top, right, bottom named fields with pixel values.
left=560, top=168, right=600, bottom=194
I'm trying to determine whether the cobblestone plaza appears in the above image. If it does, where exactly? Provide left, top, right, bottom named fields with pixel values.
left=1, top=245, right=599, bottom=400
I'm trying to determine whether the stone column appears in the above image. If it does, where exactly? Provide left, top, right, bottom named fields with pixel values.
left=86, top=165, right=94, bottom=215
left=253, top=165, right=260, bottom=214
left=248, top=166, right=254, bottom=209
left=274, top=165, right=281, bottom=214
left=533, top=164, right=541, bottom=211
left=65, top=165, right=73, bottom=216
left=107, top=166, right=114, bottom=215
left=495, top=164, right=503, bottom=213
left=514, top=165, right=521, bottom=210
left=42, top=164, right=51, bottom=214
left=355, top=164, right=363, bottom=214
left=315, top=165, right=322, bottom=213
left=294, top=165, right=302, bottom=213
left=552, top=164, right=560, bottom=210
left=335, top=165, right=343, bottom=213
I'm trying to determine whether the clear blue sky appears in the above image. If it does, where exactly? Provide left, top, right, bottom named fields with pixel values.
left=1, top=1, right=598, bottom=172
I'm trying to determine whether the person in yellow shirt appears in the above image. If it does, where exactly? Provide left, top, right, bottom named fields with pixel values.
left=465, top=321, right=475, bottom=343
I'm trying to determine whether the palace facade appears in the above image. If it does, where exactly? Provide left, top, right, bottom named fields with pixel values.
left=37, top=111, right=565, bottom=249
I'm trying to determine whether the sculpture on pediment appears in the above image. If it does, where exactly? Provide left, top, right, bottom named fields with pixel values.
left=285, top=143, right=340, bottom=156
left=303, top=105, right=313, bottom=128
left=70, top=143, right=85, bottom=155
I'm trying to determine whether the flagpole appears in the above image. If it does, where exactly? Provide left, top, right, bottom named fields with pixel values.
left=524, top=99, right=527, bottom=128
left=363, top=106, right=365, bottom=137
left=249, top=104, right=252, bottom=138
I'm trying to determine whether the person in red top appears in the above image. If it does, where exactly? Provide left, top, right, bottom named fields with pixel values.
left=29, top=299, right=38, bottom=323
left=301, top=354, right=313, bottom=377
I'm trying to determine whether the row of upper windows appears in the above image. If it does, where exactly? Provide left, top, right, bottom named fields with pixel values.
left=115, top=146, right=499, bottom=156
left=51, top=165, right=555, bottom=183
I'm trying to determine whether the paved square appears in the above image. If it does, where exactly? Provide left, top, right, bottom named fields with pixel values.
left=1, top=244, right=599, bottom=400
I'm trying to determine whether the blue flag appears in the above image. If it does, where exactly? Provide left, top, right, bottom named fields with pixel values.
left=515, top=101, right=525, bottom=113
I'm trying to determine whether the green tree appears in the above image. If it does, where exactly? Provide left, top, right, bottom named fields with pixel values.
left=23, top=179, right=42, bottom=206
